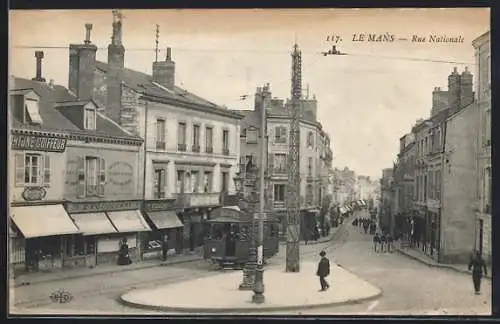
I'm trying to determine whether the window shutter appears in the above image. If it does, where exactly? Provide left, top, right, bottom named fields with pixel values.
left=161, top=169, right=166, bottom=194
left=77, top=157, right=85, bottom=197
left=42, top=155, right=51, bottom=186
left=99, top=158, right=106, bottom=196
left=15, top=153, right=25, bottom=187
left=268, top=154, right=274, bottom=170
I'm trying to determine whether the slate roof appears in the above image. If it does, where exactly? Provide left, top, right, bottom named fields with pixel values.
left=95, top=61, right=244, bottom=119
left=10, top=77, right=141, bottom=141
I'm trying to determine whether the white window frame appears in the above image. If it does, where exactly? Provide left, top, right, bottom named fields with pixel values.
left=84, top=107, right=97, bottom=130
left=24, top=153, right=41, bottom=185
left=25, top=99, right=43, bottom=124
left=156, top=119, right=166, bottom=144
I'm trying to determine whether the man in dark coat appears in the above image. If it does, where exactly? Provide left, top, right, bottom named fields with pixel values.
left=161, top=234, right=169, bottom=261
left=468, top=250, right=488, bottom=294
left=316, top=250, right=331, bottom=291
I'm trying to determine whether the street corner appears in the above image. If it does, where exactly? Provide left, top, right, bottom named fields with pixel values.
left=118, top=261, right=382, bottom=314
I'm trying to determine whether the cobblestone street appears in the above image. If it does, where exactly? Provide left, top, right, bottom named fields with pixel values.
left=11, top=211, right=491, bottom=316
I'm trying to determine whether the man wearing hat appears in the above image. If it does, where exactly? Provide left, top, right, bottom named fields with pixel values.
left=316, top=250, right=331, bottom=291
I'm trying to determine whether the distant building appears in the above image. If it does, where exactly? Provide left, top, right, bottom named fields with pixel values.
left=472, top=31, right=491, bottom=263
left=238, top=83, right=333, bottom=239
left=379, top=168, right=394, bottom=233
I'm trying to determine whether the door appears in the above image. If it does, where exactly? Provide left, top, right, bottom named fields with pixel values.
left=478, top=219, right=484, bottom=255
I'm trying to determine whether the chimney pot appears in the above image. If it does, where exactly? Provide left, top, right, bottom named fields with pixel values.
left=49, top=79, right=54, bottom=88
left=453, top=67, right=458, bottom=73
left=85, top=23, right=93, bottom=44
left=33, top=51, right=46, bottom=82
left=166, top=47, right=172, bottom=61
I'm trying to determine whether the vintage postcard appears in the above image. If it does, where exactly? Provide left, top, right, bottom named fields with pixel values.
left=8, top=8, right=491, bottom=316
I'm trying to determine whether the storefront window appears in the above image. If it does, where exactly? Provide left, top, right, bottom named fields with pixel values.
left=66, top=236, right=96, bottom=256
left=39, top=237, right=61, bottom=260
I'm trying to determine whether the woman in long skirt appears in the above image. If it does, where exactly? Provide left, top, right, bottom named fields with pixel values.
left=468, top=250, right=487, bottom=294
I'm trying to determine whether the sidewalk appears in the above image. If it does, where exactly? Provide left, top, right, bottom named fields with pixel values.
left=279, top=226, right=341, bottom=246
left=396, top=247, right=492, bottom=280
left=119, top=261, right=382, bottom=313
left=13, top=252, right=203, bottom=287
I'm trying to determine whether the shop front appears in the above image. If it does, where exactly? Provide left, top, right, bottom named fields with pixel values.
left=64, top=200, right=151, bottom=267
left=180, top=209, right=210, bottom=252
left=10, top=204, right=82, bottom=272
left=141, top=200, right=185, bottom=260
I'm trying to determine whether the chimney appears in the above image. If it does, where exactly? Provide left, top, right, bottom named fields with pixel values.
left=447, top=67, right=461, bottom=114
left=152, top=47, right=175, bottom=89
left=68, top=23, right=97, bottom=101
left=106, top=10, right=126, bottom=125
left=460, top=67, right=473, bottom=108
left=431, top=86, right=449, bottom=116
left=108, top=9, right=125, bottom=70
left=48, top=79, right=54, bottom=88
left=32, top=51, right=46, bottom=82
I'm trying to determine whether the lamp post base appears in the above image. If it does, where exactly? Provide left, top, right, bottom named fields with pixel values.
left=252, top=267, right=265, bottom=304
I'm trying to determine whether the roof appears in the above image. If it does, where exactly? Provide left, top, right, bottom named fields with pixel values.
left=95, top=61, right=244, bottom=120
left=10, top=77, right=141, bottom=141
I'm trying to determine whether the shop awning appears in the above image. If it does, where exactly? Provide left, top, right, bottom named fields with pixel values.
left=107, top=210, right=151, bottom=233
left=70, top=213, right=118, bottom=236
left=10, top=204, right=81, bottom=238
left=223, top=206, right=241, bottom=212
left=145, top=211, right=184, bottom=230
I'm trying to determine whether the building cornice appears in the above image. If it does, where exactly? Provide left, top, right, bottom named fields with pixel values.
left=141, top=93, right=245, bottom=120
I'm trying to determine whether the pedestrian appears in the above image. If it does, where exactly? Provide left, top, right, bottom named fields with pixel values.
left=117, top=238, right=132, bottom=266
left=386, top=233, right=393, bottom=252
left=316, top=250, right=330, bottom=292
left=379, top=232, right=386, bottom=252
left=373, top=233, right=380, bottom=252
left=161, top=234, right=169, bottom=261
left=468, top=250, right=488, bottom=295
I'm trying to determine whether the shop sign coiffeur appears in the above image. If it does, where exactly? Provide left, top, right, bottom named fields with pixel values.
left=11, top=134, right=67, bottom=152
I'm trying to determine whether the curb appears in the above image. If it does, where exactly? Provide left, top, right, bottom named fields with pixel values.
left=396, top=248, right=492, bottom=280
left=117, top=289, right=383, bottom=314
left=14, top=257, right=203, bottom=287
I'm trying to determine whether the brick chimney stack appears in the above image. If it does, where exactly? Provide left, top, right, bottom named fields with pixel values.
left=68, top=23, right=97, bottom=101
left=106, top=9, right=126, bottom=124
left=152, top=47, right=176, bottom=89
left=431, top=86, right=449, bottom=116
left=460, top=66, right=473, bottom=108
left=32, top=51, right=46, bottom=82
left=447, top=67, right=461, bottom=114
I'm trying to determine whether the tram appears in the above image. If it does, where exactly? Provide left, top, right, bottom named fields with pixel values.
left=203, top=206, right=280, bottom=269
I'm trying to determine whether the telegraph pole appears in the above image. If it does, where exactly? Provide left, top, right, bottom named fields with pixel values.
left=285, top=43, right=302, bottom=272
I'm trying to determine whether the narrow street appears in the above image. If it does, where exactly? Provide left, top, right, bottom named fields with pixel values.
left=11, top=210, right=491, bottom=315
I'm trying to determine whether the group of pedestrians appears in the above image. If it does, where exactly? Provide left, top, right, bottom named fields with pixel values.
left=372, top=231, right=395, bottom=253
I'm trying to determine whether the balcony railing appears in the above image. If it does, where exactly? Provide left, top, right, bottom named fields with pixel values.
left=156, top=141, right=166, bottom=150
left=274, top=137, right=286, bottom=144
left=206, top=146, right=213, bottom=154
left=192, top=145, right=200, bottom=153
left=271, top=167, right=287, bottom=175
left=177, top=143, right=187, bottom=152
left=222, top=148, right=230, bottom=156
left=175, top=192, right=221, bottom=208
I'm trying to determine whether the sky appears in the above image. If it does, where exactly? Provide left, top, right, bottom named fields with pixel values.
left=9, top=8, right=490, bottom=179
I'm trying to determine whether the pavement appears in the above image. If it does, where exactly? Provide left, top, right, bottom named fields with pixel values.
left=119, top=260, right=382, bottom=313
left=396, top=246, right=492, bottom=280
left=13, top=230, right=338, bottom=288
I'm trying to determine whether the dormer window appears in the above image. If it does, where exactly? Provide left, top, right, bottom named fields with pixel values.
left=85, top=107, right=96, bottom=130
left=25, top=99, right=43, bottom=124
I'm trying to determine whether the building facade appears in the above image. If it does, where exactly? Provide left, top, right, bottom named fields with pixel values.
left=472, top=31, right=491, bottom=263
left=379, top=168, right=394, bottom=233
left=90, top=17, right=243, bottom=256
left=441, top=102, right=476, bottom=263
left=9, top=48, right=146, bottom=273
